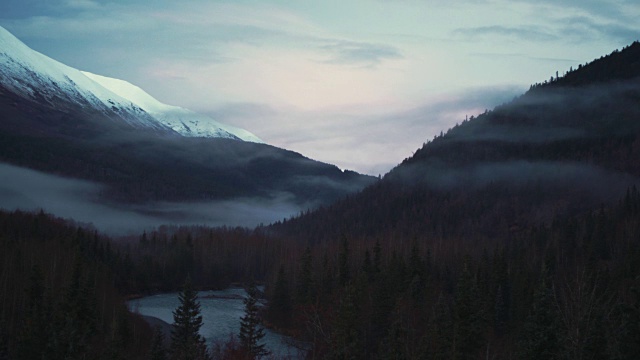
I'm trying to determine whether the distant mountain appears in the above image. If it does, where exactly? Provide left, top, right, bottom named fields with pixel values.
left=271, top=42, right=640, bottom=242
left=0, top=25, right=260, bottom=142
left=0, top=26, right=375, bottom=230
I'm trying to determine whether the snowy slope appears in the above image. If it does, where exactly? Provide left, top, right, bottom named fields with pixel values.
left=0, top=26, right=168, bottom=131
left=0, top=26, right=262, bottom=142
left=82, top=72, right=263, bottom=143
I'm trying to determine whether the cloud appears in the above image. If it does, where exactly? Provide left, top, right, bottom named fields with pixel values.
left=557, top=15, right=640, bottom=44
left=513, top=0, right=637, bottom=23
left=453, top=25, right=558, bottom=42
left=469, top=52, right=578, bottom=64
left=396, top=85, right=524, bottom=126
left=202, top=102, right=279, bottom=121
left=215, top=85, right=523, bottom=176
left=64, top=0, right=100, bottom=10
left=319, top=39, right=403, bottom=66
left=392, top=160, right=638, bottom=202
left=451, top=2, right=640, bottom=45
left=0, top=163, right=306, bottom=235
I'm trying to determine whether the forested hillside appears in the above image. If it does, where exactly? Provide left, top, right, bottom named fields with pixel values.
left=258, top=188, right=640, bottom=359
left=0, top=210, right=152, bottom=359
left=246, top=42, right=640, bottom=358
left=270, top=42, right=640, bottom=244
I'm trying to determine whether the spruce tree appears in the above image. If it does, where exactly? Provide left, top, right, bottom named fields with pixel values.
left=609, top=284, right=640, bottom=359
left=373, top=239, right=382, bottom=276
left=16, top=265, right=48, bottom=359
left=362, top=249, right=374, bottom=282
left=0, top=321, right=9, bottom=360
left=150, top=325, right=168, bottom=360
left=239, top=283, right=269, bottom=359
left=380, top=307, right=408, bottom=360
left=170, top=277, right=209, bottom=360
left=50, top=255, right=96, bottom=359
left=519, top=268, right=562, bottom=360
left=330, top=284, right=361, bottom=359
left=409, top=242, right=426, bottom=302
left=268, top=265, right=292, bottom=327
left=104, top=315, right=126, bottom=360
left=339, top=236, right=350, bottom=287
left=296, top=246, right=314, bottom=305
left=321, top=251, right=334, bottom=298
left=424, top=294, right=454, bottom=360
left=452, top=258, right=485, bottom=360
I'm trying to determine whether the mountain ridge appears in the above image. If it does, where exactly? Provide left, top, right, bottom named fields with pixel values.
left=0, top=26, right=375, bottom=229
left=0, top=25, right=261, bottom=142
left=81, top=71, right=264, bottom=143
left=269, top=41, right=640, bottom=243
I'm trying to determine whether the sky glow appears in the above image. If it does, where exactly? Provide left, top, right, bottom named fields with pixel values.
left=1, top=0, right=639, bottom=175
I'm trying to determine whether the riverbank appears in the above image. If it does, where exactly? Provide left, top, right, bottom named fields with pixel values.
left=127, top=288, right=301, bottom=358
left=139, top=315, right=173, bottom=345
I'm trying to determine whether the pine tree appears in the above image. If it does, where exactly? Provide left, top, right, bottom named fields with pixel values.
left=104, top=315, right=126, bottom=360
left=268, top=265, right=292, bottom=328
left=611, top=284, right=640, bottom=359
left=239, top=283, right=269, bottom=359
left=452, top=258, right=485, bottom=360
left=330, top=284, right=361, bottom=359
left=409, top=242, right=426, bottom=302
left=519, top=267, right=562, bottom=360
left=373, top=239, right=382, bottom=276
left=339, top=236, right=351, bottom=287
left=0, top=321, right=9, bottom=360
left=170, top=277, right=209, bottom=360
left=380, top=307, right=408, bottom=360
left=321, top=250, right=334, bottom=299
left=16, top=265, right=48, bottom=359
left=150, top=325, right=168, bottom=360
left=296, top=246, right=314, bottom=304
left=49, top=255, right=97, bottom=359
left=362, top=249, right=374, bottom=282
left=424, top=294, right=454, bottom=360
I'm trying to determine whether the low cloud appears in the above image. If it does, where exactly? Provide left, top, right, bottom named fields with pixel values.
left=393, top=160, right=638, bottom=202
left=201, top=85, right=523, bottom=176
left=0, top=163, right=306, bottom=235
left=202, top=102, right=279, bottom=123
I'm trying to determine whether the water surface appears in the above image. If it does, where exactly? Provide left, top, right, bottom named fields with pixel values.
left=129, top=288, right=301, bottom=358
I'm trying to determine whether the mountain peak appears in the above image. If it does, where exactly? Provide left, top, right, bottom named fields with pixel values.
left=0, top=25, right=262, bottom=142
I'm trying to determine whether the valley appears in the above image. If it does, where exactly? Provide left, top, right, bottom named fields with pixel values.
left=1, top=16, right=640, bottom=360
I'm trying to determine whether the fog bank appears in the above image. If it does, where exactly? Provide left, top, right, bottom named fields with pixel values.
left=0, top=163, right=304, bottom=235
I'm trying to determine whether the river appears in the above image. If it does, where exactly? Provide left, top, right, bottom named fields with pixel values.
left=128, top=287, right=303, bottom=359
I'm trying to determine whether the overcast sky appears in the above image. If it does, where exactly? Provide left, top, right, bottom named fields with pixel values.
left=1, top=0, right=639, bottom=175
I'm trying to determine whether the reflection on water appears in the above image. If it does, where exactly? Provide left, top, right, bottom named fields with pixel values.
left=128, top=288, right=302, bottom=358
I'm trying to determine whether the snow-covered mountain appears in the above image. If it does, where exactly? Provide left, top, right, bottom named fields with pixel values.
left=0, top=26, right=166, bottom=131
left=82, top=72, right=263, bottom=143
left=0, top=25, right=262, bottom=142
